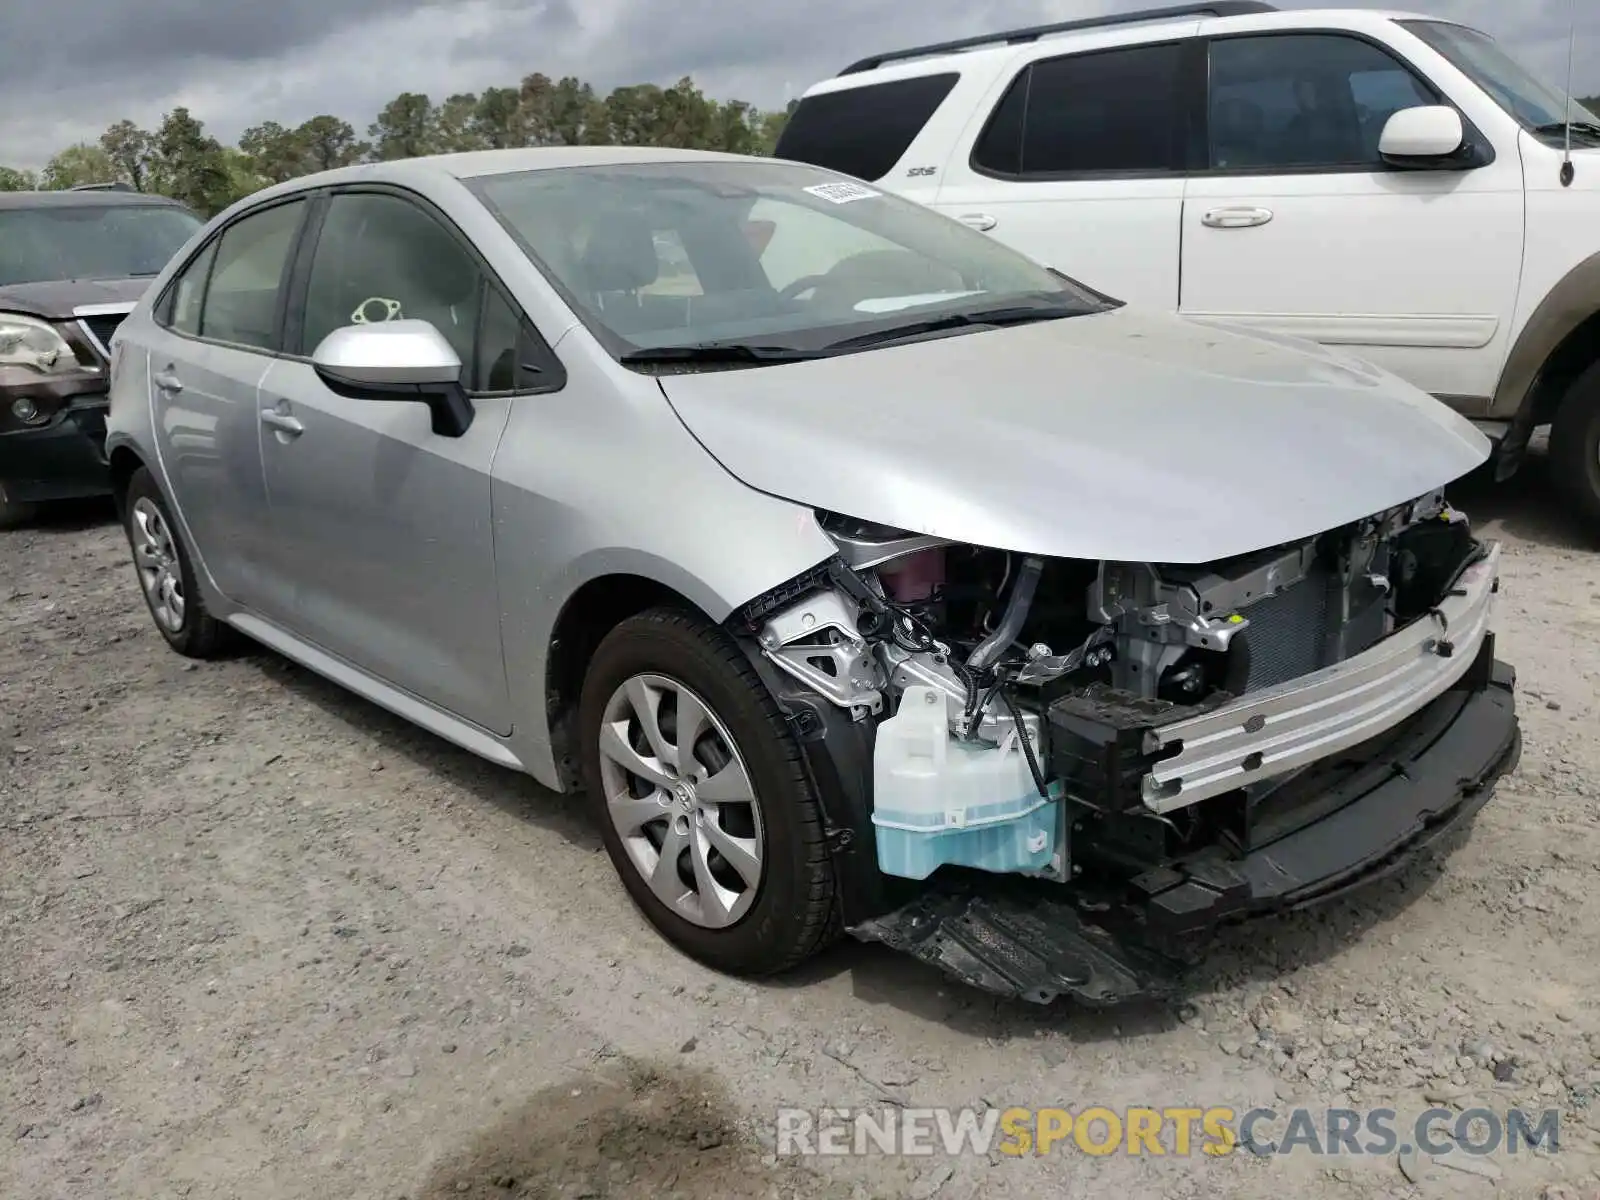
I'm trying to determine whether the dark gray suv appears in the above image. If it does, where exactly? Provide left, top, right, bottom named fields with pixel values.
left=0, top=188, right=202, bottom=521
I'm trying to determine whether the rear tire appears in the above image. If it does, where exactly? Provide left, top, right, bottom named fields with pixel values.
left=578, top=606, right=838, bottom=976
left=0, top=493, right=38, bottom=530
left=1550, top=359, right=1600, bottom=538
left=123, top=467, right=234, bottom=658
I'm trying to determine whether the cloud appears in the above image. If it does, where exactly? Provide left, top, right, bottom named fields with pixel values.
left=2, top=0, right=1595, bottom=169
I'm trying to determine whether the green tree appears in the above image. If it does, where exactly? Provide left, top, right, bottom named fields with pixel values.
left=100, top=119, right=154, bottom=190
left=757, top=102, right=797, bottom=156
left=520, top=74, right=601, bottom=145
left=296, top=115, right=367, bottom=173
left=40, top=143, right=119, bottom=189
left=434, top=92, right=484, bottom=153
left=369, top=92, right=437, bottom=160
left=0, top=166, right=37, bottom=191
left=218, top=146, right=270, bottom=207
left=148, top=107, right=233, bottom=214
left=238, top=120, right=306, bottom=184
left=471, top=86, right=524, bottom=148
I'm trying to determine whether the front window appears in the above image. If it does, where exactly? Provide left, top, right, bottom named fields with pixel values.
left=468, top=159, right=1110, bottom=366
left=1403, top=20, right=1600, bottom=138
left=0, top=203, right=203, bottom=287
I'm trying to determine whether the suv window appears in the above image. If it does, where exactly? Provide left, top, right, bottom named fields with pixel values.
left=1207, top=34, right=1439, bottom=171
left=972, top=43, right=1186, bottom=177
left=190, top=200, right=305, bottom=350
left=300, top=191, right=486, bottom=384
left=774, top=73, right=960, bottom=182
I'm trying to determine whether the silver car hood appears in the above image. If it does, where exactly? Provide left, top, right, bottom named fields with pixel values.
left=657, top=307, right=1490, bottom=564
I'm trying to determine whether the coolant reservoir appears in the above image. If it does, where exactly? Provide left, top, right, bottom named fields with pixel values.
left=871, top=686, right=1058, bottom=881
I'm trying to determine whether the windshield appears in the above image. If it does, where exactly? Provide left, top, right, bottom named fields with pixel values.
left=1403, top=20, right=1600, bottom=134
left=0, top=203, right=203, bottom=288
left=468, top=159, right=1111, bottom=363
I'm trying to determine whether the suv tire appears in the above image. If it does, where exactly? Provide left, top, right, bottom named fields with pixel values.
left=1550, top=359, right=1600, bottom=539
left=578, top=606, right=839, bottom=976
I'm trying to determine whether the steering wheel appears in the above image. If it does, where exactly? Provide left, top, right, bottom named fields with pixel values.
left=776, top=274, right=828, bottom=303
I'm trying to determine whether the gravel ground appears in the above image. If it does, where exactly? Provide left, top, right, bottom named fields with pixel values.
left=2, top=452, right=1598, bottom=1200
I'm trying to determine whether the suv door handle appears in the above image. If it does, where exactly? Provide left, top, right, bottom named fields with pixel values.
left=153, top=369, right=183, bottom=393
left=1202, top=206, right=1274, bottom=229
left=260, top=410, right=304, bottom=437
left=957, top=213, right=998, bottom=231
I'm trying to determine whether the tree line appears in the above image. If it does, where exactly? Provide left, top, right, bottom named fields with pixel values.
left=6, top=80, right=1600, bottom=213
left=0, top=73, right=799, bottom=213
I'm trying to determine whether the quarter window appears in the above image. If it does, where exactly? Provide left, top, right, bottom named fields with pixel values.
left=972, top=43, right=1187, bottom=177
left=1207, top=34, right=1440, bottom=171
left=167, top=240, right=216, bottom=337
left=193, top=200, right=305, bottom=350
left=775, top=73, right=961, bottom=182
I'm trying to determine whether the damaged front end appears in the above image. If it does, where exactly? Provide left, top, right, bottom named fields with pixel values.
left=732, top=493, right=1521, bottom=1006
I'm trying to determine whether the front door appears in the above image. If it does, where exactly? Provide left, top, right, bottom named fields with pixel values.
left=931, top=37, right=1192, bottom=308
left=258, top=188, right=516, bottom=733
left=143, top=197, right=309, bottom=619
left=1179, top=30, right=1525, bottom=404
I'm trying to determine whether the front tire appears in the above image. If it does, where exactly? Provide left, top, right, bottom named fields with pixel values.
left=123, top=467, right=234, bottom=658
left=578, top=607, right=838, bottom=976
left=1550, top=359, right=1600, bottom=537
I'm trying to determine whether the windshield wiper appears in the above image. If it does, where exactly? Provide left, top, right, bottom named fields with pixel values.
left=618, top=342, right=821, bottom=366
left=1531, top=119, right=1600, bottom=141
left=820, top=303, right=1078, bottom=352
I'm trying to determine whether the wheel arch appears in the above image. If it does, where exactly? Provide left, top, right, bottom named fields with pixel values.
left=1493, top=250, right=1600, bottom=475
left=542, top=571, right=721, bottom=789
left=106, top=443, right=147, bottom=520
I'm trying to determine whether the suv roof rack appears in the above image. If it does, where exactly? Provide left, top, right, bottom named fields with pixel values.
left=68, top=181, right=136, bottom=192
left=838, top=1, right=1277, bottom=75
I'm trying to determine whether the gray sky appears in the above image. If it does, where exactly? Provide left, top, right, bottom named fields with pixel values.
left=2, top=0, right=1596, bottom=170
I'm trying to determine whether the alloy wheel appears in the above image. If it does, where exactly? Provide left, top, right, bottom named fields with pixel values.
left=130, top=497, right=185, bottom=633
left=596, top=673, right=766, bottom=930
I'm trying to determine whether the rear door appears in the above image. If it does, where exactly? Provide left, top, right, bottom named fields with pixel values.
left=1178, top=30, right=1525, bottom=402
left=929, top=35, right=1197, bottom=308
left=144, top=197, right=309, bottom=618
left=256, top=186, right=553, bottom=733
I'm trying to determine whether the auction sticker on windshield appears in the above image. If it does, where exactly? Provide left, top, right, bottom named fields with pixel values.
left=804, top=181, right=881, bottom=204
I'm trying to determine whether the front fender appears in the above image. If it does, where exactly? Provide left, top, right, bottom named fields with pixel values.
left=1484, top=246, right=1600, bottom=435
left=498, top=504, right=838, bottom=790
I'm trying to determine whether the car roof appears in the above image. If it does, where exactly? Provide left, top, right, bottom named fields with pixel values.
left=269, top=145, right=757, bottom=193
left=809, top=6, right=1455, bottom=94
left=0, top=190, right=192, bottom=211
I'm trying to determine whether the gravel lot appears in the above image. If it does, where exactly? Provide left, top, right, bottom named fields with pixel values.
left=2, top=452, right=1598, bottom=1200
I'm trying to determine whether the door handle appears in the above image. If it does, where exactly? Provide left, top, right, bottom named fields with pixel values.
left=153, top=368, right=183, bottom=393
left=1201, top=206, right=1273, bottom=229
left=957, top=213, right=998, bottom=231
left=260, top=410, right=304, bottom=437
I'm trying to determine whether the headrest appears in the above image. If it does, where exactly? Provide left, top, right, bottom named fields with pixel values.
left=578, top=209, right=660, bottom=293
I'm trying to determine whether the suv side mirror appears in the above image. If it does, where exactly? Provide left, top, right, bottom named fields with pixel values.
left=310, top=319, right=474, bottom=437
left=1379, top=105, right=1468, bottom=168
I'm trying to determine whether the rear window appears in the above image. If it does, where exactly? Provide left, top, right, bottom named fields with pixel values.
left=774, top=73, right=960, bottom=182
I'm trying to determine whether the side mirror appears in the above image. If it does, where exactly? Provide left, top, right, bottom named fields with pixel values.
left=1379, top=105, right=1467, bottom=167
left=310, top=319, right=473, bottom=437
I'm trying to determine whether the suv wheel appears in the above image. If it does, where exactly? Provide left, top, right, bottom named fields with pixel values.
left=123, top=467, right=233, bottom=658
left=578, top=607, right=838, bottom=976
left=0, top=492, right=37, bottom=530
left=1551, top=359, right=1600, bottom=538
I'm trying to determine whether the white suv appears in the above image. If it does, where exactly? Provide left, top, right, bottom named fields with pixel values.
left=776, top=1, right=1600, bottom=532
